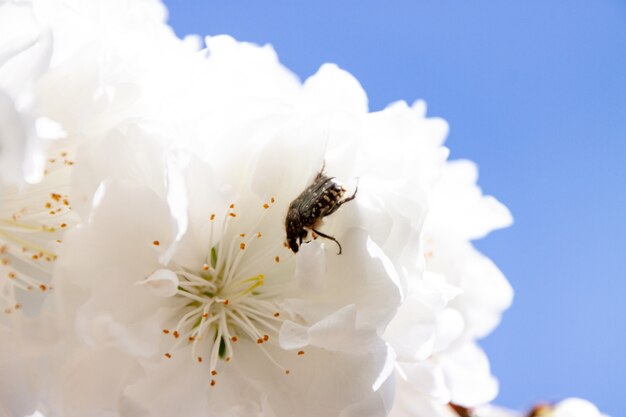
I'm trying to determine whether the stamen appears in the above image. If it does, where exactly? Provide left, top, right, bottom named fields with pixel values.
left=158, top=197, right=293, bottom=376
left=236, top=274, right=264, bottom=297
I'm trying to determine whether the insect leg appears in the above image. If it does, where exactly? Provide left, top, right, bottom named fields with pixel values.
left=311, top=228, right=343, bottom=255
left=339, top=178, right=359, bottom=205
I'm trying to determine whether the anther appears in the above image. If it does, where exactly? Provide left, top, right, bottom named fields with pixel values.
left=164, top=353, right=172, bottom=359
left=173, top=331, right=180, bottom=338
left=153, top=240, right=160, bottom=246
left=297, top=350, right=305, bottom=356
left=275, top=256, right=280, bottom=263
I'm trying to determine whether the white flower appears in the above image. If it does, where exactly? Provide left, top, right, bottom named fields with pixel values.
left=388, top=159, right=513, bottom=416
left=36, top=32, right=451, bottom=414
left=423, top=160, right=513, bottom=408
left=425, top=160, right=513, bottom=341
left=0, top=3, right=198, bottom=416
left=53, top=137, right=404, bottom=416
left=0, top=2, right=522, bottom=417
left=0, top=0, right=201, bottom=316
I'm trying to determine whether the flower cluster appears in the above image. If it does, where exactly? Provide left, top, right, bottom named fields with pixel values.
left=0, top=1, right=607, bottom=417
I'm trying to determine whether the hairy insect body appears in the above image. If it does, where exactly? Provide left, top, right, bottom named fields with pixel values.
left=285, top=170, right=357, bottom=254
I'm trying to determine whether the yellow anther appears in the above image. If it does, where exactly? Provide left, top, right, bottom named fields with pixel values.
left=240, top=274, right=265, bottom=295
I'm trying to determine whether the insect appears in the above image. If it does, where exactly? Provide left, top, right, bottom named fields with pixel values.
left=285, top=165, right=358, bottom=255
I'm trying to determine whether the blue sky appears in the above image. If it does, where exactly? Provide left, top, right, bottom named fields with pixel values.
left=163, top=1, right=626, bottom=415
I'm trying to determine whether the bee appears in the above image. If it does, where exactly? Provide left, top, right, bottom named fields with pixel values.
left=285, top=165, right=358, bottom=254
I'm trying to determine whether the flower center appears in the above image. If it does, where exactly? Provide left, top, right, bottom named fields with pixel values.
left=0, top=149, right=76, bottom=314
left=158, top=197, right=297, bottom=384
left=0, top=190, right=73, bottom=313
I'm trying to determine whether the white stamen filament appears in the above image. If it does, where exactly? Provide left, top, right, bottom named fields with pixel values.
left=159, top=198, right=296, bottom=381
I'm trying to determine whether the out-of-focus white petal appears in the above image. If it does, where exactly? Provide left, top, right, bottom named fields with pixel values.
left=0, top=90, right=28, bottom=186
left=552, top=398, right=604, bottom=417
left=474, top=404, right=522, bottom=417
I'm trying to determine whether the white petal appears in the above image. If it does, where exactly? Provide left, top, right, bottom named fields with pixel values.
left=441, top=343, right=499, bottom=407
left=57, top=180, right=179, bottom=354
left=326, top=228, right=403, bottom=330
left=48, top=346, right=143, bottom=417
left=138, top=269, right=179, bottom=297
left=303, top=63, right=368, bottom=114
left=427, top=160, right=513, bottom=240
left=397, top=361, right=451, bottom=403
left=294, top=240, right=327, bottom=293
left=0, top=90, right=27, bottom=186
left=0, top=324, right=38, bottom=417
